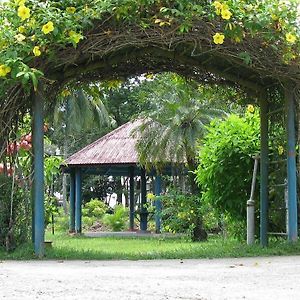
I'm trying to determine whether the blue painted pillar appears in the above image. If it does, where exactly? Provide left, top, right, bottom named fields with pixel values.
left=260, top=98, right=269, bottom=247
left=129, top=166, right=135, bottom=231
left=32, top=88, right=45, bottom=257
left=154, top=175, right=162, bottom=233
left=75, top=168, right=82, bottom=233
left=69, top=170, right=75, bottom=232
left=285, top=84, right=298, bottom=242
left=140, top=168, right=148, bottom=231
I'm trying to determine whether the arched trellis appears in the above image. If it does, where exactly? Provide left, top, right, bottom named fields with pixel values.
left=1, top=8, right=299, bottom=256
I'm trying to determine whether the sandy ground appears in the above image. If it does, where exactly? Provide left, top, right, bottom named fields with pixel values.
left=0, top=256, right=300, bottom=300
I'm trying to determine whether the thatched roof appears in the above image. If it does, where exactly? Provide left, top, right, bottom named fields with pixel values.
left=66, top=119, right=143, bottom=167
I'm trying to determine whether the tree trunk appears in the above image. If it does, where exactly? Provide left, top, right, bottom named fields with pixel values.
left=185, top=148, right=207, bottom=241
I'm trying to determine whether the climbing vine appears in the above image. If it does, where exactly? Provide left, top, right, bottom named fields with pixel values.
left=0, top=0, right=299, bottom=147
left=0, top=0, right=299, bottom=86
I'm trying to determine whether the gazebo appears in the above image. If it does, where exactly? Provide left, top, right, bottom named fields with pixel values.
left=63, top=119, right=186, bottom=234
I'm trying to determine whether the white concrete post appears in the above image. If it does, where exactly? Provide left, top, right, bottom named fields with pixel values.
left=247, top=156, right=259, bottom=245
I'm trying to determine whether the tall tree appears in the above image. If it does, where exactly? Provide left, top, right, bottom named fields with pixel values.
left=135, top=74, right=225, bottom=190
left=49, top=85, right=111, bottom=212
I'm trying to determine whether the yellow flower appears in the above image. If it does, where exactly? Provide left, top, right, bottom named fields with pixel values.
left=30, top=35, right=36, bottom=41
left=66, top=6, right=76, bottom=14
left=18, top=26, right=26, bottom=33
left=68, top=30, right=83, bottom=44
left=213, top=33, right=225, bottom=44
left=61, top=89, right=71, bottom=97
left=147, top=193, right=155, bottom=200
left=0, top=65, right=11, bottom=77
left=33, top=46, right=41, bottom=57
left=14, top=33, right=26, bottom=42
left=212, top=1, right=223, bottom=15
left=212, top=1, right=222, bottom=10
left=247, top=104, right=255, bottom=113
left=17, top=5, right=30, bottom=21
left=278, top=146, right=284, bottom=155
left=42, top=21, right=54, bottom=34
left=286, top=32, right=296, bottom=44
left=221, top=9, right=232, bottom=20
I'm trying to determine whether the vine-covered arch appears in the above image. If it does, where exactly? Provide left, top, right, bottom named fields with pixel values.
left=0, top=0, right=299, bottom=255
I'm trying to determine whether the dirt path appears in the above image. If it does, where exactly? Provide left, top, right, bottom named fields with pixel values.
left=1, top=256, right=300, bottom=299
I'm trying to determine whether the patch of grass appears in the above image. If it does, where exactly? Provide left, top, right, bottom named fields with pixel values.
left=1, top=232, right=300, bottom=260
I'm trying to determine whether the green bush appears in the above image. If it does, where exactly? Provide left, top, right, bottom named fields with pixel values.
left=82, top=198, right=109, bottom=230
left=161, top=190, right=208, bottom=241
left=82, top=216, right=95, bottom=228
left=103, top=205, right=128, bottom=231
left=0, top=174, right=29, bottom=251
left=82, top=198, right=108, bottom=218
left=195, top=111, right=260, bottom=229
left=45, top=195, right=59, bottom=228
left=54, top=210, right=69, bottom=232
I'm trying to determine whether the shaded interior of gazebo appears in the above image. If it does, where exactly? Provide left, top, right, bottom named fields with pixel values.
left=62, top=119, right=187, bottom=233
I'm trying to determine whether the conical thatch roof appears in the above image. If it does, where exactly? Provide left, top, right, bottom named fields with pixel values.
left=66, top=119, right=143, bottom=166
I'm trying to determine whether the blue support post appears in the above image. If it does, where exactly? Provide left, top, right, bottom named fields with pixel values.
left=140, top=168, right=148, bottom=231
left=154, top=175, right=162, bottom=233
left=129, top=166, right=135, bottom=231
left=75, top=168, right=82, bottom=233
left=285, top=84, right=298, bottom=242
left=69, top=170, right=75, bottom=232
left=260, top=98, right=269, bottom=247
left=32, top=89, right=45, bottom=257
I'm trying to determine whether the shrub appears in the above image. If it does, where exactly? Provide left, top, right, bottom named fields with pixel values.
left=161, top=190, right=208, bottom=241
left=0, top=174, right=30, bottom=251
left=54, top=209, right=69, bottom=232
left=195, top=111, right=260, bottom=228
left=82, top=198, right=108, bottom=218
left=82, top=198, right=109, bottom=230
left=45, top=195, right=59, bottom=228
left=102, top=205, right=128, bottom=231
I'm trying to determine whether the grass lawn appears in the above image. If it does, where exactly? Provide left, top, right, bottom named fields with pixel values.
left=1, top=232, right=300, bottom=260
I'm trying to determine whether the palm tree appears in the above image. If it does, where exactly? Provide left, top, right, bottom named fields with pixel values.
left=53, top=86, right=111, bottom=151
left=135, top=75, right=225, bottom=241
left=51, top=85, right=112, bottom=212
left=136, top=75, right=225, bottom=189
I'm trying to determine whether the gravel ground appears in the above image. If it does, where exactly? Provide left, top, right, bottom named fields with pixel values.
left=0, top=256, right=300, bottom=300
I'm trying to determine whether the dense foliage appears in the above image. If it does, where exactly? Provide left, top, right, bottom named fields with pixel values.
left=0, top=0, right=298, bottom=89
left=0, top=0, right=298, bottom=157
left=136, top=74, right=226, bottom=171
left=162, top=189, right=220, bottom=240
left=0, top=174, right=30, bottom=251
left=103, top=205, right=128, bottom=231
left=195, top=108, right=260, bottom=222
left=82, top=198, right=109, bottom=229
